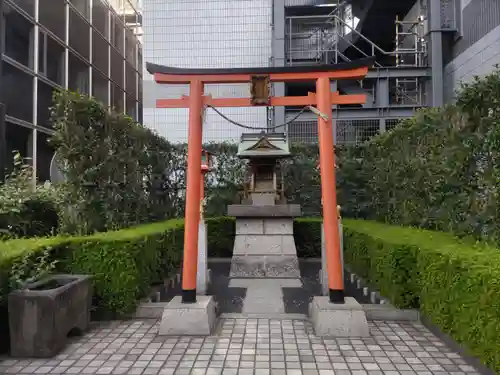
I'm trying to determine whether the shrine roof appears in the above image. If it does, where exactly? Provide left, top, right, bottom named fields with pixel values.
left=146, top=57, right=375, bottom=76
left=237, top=132, right=291, bottom=159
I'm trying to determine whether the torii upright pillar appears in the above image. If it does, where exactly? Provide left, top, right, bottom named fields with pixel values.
left=148, top=58, right=374, bottom=336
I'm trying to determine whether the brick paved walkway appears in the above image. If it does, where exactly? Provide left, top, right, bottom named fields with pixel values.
left=0, top=318, right=480, bottom=375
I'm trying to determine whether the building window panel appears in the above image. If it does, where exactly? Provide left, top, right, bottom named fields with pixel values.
left=3, top=4, right=34, bottom=68
left=39, top=0, right=65, bottom=41
left=68, top=52, right=90, bottom=94
left=125, top=95, right=136, bottom=121
left=70, top=0, right=90, bottom=20
left=92, top=69, right=109, bottom=106
left=110, top=13, right=124, bottom=53
left=36, top=131, right=55, bottom=182
left=5, top=122, right=33, bottom=173
left=11, top=0, right=35, bottom=17
left=92, top=0, right=109, bottom=39
left=125, top=62, right=136, bottom=100
left=38, top=32, right=65, bottom=85
left=125, top=28, right=136, bottom=66
left=110, top=47, right=124, bottom=88
left=1, top=62, right=34, bottom=122
left=137, top=44, right=142, bottom=75
left=69, top=8, right=90, bottom=61
left=92, top=30, right=109, bottom=75
left=111, top=83, right=123, bottom=113
left=37, top=80, right=58, bottom=129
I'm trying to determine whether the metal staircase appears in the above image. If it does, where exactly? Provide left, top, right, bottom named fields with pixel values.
left=282, top=0, right=430, bottom=145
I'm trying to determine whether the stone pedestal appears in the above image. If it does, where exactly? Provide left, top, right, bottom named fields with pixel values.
left=228, top=205, right=302, bottom=278
left=309, top=296, right=370, bottom=337
left=320, top=222, right=344, bottom=296
left=197, top=221, right=208, bottom=295
left=158, top=296, right=217, bottom=336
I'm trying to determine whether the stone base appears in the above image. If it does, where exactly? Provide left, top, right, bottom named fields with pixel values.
left=230, top=255, right=300, bottom=277
left=158, top=296, right=217, bottom=336
left=229, top=217, right=301, bottom=278
left=309, top=297, right=370, bottom=337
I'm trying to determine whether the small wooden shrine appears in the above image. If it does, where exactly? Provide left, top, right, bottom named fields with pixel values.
left=238, top=132, right=291, bottom=206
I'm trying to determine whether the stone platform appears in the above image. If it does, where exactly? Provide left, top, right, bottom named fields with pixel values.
left=228, top=205, right=302, bottom=278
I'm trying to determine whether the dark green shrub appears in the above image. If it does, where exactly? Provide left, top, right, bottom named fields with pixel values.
left=342, top=219, right=500, bottom=373
left=207, top=217, right=235, bottom=257
left=294, top=218, right=322, bottom=258
left=0, top=217, right=236, bottom=353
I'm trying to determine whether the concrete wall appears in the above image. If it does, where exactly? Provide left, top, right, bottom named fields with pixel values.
left=443, top=0, right=500, bottom=102
left=142, top=0, right=273, bottom=143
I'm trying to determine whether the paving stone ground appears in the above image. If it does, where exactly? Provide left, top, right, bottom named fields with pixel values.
left=0, top=318, right=481, bottom=375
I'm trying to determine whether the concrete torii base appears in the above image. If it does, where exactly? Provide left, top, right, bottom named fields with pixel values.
left=158, top=296, right=217, bottom=336
left=309, top=296, right=370, bottom=337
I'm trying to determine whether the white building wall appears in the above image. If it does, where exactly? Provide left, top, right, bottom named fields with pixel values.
left=142, top=0, right=273, bottom=143
left=443, top=0, right=500, bottom=102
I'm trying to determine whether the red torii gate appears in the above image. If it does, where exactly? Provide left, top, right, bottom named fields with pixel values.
left=147, top=57, right=373, bottom=305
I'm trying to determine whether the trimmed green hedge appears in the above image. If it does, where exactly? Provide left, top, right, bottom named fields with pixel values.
left=0, top=217, right=234, bottom=353
left=2, top=216, right=498, bottom=371
left=295, top=218, right=500, bottom=373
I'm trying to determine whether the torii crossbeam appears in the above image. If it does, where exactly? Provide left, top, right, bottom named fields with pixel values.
left=147, top=57, right=374, bottom=305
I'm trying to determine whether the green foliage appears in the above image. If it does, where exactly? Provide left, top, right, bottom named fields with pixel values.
left=340, top=219, right=500, bottom=373
left=8, top=248, right=59, bottom=292
left=294, top=218, right=322, bottom=258
left=49, top=90, right=323, bottom=234
left=0, top=217, right=237, bottom=353
left=336, top=67, right=500, bottom=243
left=50, top=91, right=186, bottom=233
left=0, top=152, right=59, bottom=239
left=206, top=217, right=236, bottom=257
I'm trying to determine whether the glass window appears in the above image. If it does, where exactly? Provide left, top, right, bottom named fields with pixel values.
left=39, top=0, right=65, bottom=41
left=138, top=74, right=142, bottom=102
left=37, top=80, right=58, bottom=129
left=46, top=35, right=65, bottom=85
left=137, top=102, right=142, bottom=124
left=137, top=44, right=142, bottom=75
left=70, top=0, right=90, bottom=20
left=110, top=13, right=124, bottom=53
left=125, top=95, right=136, bottom=121
left=68, top=52, right=90, bottom=94
left=110, top=48, right=124, bottom=88
left=12, top=0, right=35, bottom=17
left=69, top=9, right=90, bottom=60
left=125, top=62, right=136, bottom=100
left=92, top=0, right=109, bottom=39
left=2, top=62, right=34, bottom=122
left=125, top=28, right=136, bottom=66
left=3, top=4, right=34, bottom=68
left=111, top=83, right=123, bottom=113
left=92, top=69, right=109, bottom=106
left=36, top=131, right=55, bottom=182
left=5, top=122, right=33, bottom=173
left=92, top=30, right=109, bottom=75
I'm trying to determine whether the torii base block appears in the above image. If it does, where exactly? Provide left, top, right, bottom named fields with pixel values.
left=309, top=296, right=370, bottom=337
left=158, top=296, right=217, bottom=336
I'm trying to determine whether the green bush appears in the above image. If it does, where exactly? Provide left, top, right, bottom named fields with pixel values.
left=0, top=217, right=235, bottom=353
left=334, top=68, right=500, bottom=243
left=207, top=217, right=236, bottom=257
left=0, top=152, right=60, bottom=240
left=341, top=219, right=500, bottom=373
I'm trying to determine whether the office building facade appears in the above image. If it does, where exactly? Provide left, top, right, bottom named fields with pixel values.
left=0, top=0, right=143, bottom=182
left=142, top=0, right=500, bottom=144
